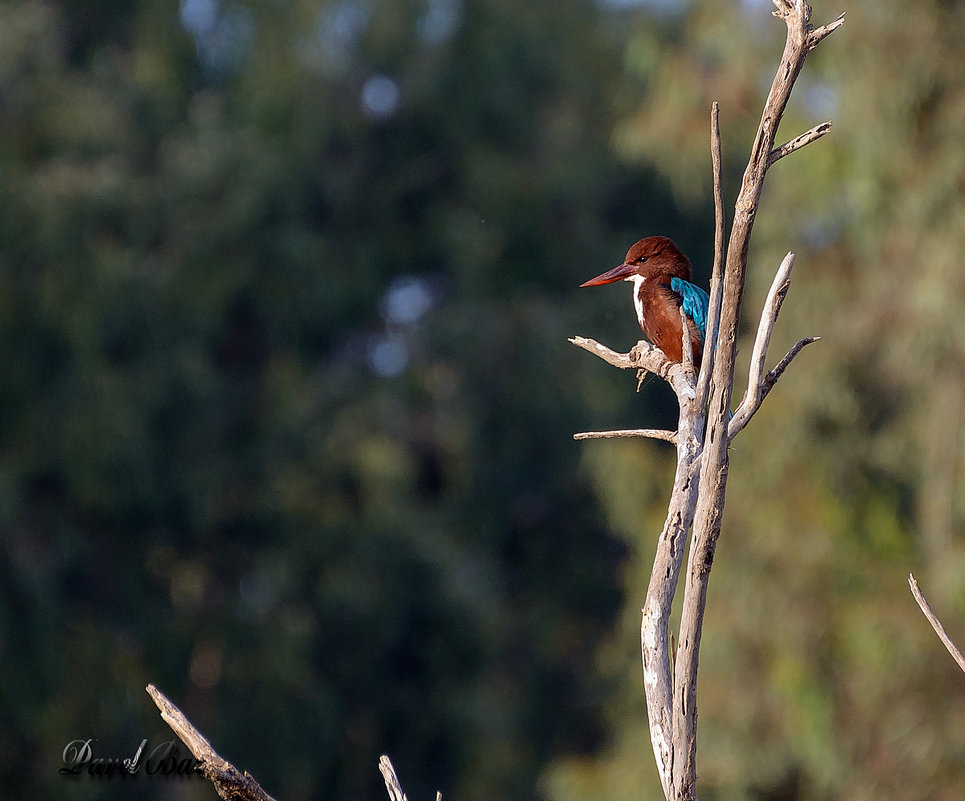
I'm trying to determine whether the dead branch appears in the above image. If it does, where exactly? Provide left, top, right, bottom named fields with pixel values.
left=569, top=330, right=706, bottom=801
left=670, top=5, right=841, bottom=795
left=747, top=252, right=796, bottom=390
left=571, top=2, right=842, bottom=799
left=380, top=756, right=409, bottom=801
left=807, top=11, right=847, bottom=48
left=569, top=335, right=668, bottom=377
left=695, top=101, right=726, bottom=414
left=765, top=336, right=821, bottom=388
left=146, top=684, right=278, bottom=801
left=570, top=335, right=708, bottom=801
left=769, top=121, right=833, bottom=165
left=379, top=756, right=442, bottom=801
left=728, top=253, right=821, bottom=438
left=568, top=336, right=698, bottom=404
left=908, top=574, right=965, bottom=676
left=574, top=429, right=678, bottom=444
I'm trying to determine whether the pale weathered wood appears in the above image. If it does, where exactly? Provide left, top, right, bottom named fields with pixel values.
left=379, top=755, right=409, bottom=801
left=146, top=684, right=279, bottom=801
left=572, top=2, right=842, bottom=799
left=573, top=309, right=708, bottom=801
left=568, top=336, right=699, bottom=403
left=769, top=120, right=833, bottom=165
left=728, top=252, right=821, bottom=439
left=640, top=369, right=704, bottom=800
left=908, top=574, right=965, bottom=676
left=694, top=101, right=725, bottom=415
left=379, top=755, right=442, bottom=801
left=671, top=4, right=842, bottom=796
left=574, top=429, right=678, bottom=444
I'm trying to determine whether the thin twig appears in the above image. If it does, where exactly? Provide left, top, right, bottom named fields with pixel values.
left=808, top=12, right=847, bottom=49
left=769, top=121, right=833, bottom=165
left=696, top=101, right=726, bottom=413
left=146, top=685, right=278, bottom=801
left=569, top=336, right=662, bottom=373
left=728, top=336, right=820, bottom=439
left=908, top=574, right=965, bottom=676
left=763, top=336, right=821, bottom=389
left=574, top=429, right=677, bottom=444
left=568, top=336, right=697, bottom=402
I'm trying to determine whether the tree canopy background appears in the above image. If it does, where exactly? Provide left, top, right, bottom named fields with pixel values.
left=2, top=1, right=965, bottom=800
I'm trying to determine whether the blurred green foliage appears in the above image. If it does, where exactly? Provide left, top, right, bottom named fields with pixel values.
left=2, top=1, right=965, bottom=801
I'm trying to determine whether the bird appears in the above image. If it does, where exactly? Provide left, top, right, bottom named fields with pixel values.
left=580, top=236, right=709, bottom=368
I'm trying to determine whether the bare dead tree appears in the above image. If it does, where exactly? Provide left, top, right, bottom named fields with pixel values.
left=147, top=5, right=843, bottom=801
left=572, top=2, right=844, bottom=799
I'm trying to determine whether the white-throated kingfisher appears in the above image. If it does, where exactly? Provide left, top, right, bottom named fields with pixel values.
left=580, top=236, right=709, bottom=368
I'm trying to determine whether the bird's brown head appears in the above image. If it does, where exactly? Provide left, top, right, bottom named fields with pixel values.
left=579, top=235, right=692, bottom=287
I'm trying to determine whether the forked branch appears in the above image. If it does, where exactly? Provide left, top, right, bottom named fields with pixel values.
left=728, top=252, right=821, bottom=439
left=671, top=3, right=842, bottom=794
left=571, top=2, right=843, bottom=800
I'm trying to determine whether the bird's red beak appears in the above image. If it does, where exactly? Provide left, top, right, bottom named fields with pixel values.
left=579, top=262, right=635, bottom=287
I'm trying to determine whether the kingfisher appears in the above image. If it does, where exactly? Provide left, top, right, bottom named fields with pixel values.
left=580, top=236, right=709, bottom=369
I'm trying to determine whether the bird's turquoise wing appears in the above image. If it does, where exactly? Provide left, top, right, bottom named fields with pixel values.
left=670, top=277, right=709, bottom=341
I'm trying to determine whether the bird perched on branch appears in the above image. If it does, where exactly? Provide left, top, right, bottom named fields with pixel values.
left=580, top=236, right=710, bottom=369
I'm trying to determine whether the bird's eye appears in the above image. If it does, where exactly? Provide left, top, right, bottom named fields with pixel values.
left=637, top=256, right=648, bottom=263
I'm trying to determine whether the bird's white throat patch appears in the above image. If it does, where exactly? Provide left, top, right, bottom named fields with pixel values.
left=628, top=274, right=647, bottom=329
